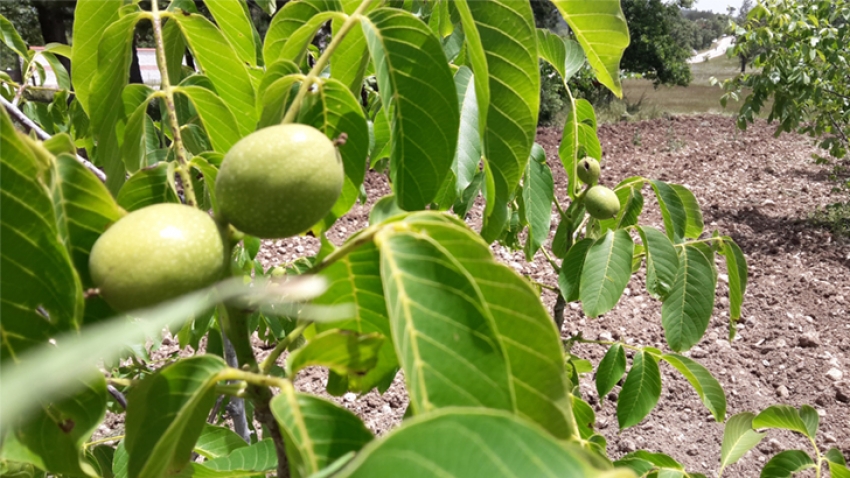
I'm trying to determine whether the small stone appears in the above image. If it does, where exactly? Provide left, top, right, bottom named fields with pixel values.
left=775, top=338, right=788, bottom=348
left=824, top=433, right=838, bottom=443
left=295, top=245, right=305, bottom=253
left=799, top=332, right=820, bottom=348
left=343, top=392, right=356, bottom=402
left=598, top=331, right=613, bottom=342
left=718, top=273, right=729, bottom=283
left=835, top=382, right=850, bottom=403
left=776, top=385, right=789, bottom=399
left=826, top=368, right=844, bottom=382
left=767, top=438, right=783, bottom=452
left=618, top=439, right=637, bottom=453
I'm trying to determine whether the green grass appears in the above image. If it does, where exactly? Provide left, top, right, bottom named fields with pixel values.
left=598, top=55, right=747, bottom=122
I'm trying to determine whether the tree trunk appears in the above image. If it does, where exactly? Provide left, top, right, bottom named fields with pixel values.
left=32, top=0, right=72, bottom=75
left=129, top=37, right=143, bottom=85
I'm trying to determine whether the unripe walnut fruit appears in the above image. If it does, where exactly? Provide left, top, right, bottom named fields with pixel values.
left=585, top=185, right=620, bottom=220
left=577, top=157, right=601, bottom=185
left=215, top=124, right=344, bottom=239
left=89, top=203, right=226, bottom=312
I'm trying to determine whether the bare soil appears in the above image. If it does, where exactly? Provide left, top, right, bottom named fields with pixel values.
left=128, top=114, right=850, bottom=477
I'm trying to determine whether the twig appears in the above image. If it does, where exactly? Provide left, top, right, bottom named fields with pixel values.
left=106, top=384, right=127, bottom=409
left=259, top=321, right=310, bottom=375
left=2, top=95, right=107, bottom=182
left=553, top=293, right=566, bottom=331
left=222, top=333, right=251, bottom=443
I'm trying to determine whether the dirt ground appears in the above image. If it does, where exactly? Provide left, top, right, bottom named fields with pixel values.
left=114, top=114, right=849, bottom=477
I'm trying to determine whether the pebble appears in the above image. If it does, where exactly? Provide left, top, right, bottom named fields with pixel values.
left=799, top=332, right=820, bottom=348
left=618, top=439, right=637, bottom=453
left=826, top=368, right=844, bottom=382
left=344, top=392, right=356, bottom=402
left=776, top=385, right=789, bottom=399
left=835, top=382, right=850, bottom=403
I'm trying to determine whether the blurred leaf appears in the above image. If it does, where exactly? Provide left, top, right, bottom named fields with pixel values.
left=670, top=184, right=704, bottom=239
left=522, top=144, right=554, bottom=260
left=0, top=115, right=83, bottom=361
left=189, top=154, right=221, bottom=215
left=596, top=343, right=626, bottom=400
left=571, top=394, right=596, bottom=439
left=176, top=85, right=241, bottom=154
left=199, top=439, right=277, bottom=475
left=551, top=0, right=630, bottom=97
left=452, top=65, right=481, bottom=199
left=719, top=413, right=766, bottom=476
left=89, top=12, right=145, bottom=195
left=760, top=450, right=815, bottom=478
left=87, top=444, right=116, bottom=478
left=720, top=237, right=748, bottom=324
left=313, top=241, right=397, bottom=394
left=650, top=180, right=687, bottom=243
left=334, top=409, right=616, bottom=477
left=580, top=229, right=634, bottom=318
left=71, top=0, right=122, bottom=113
left=263, top=0, right=342, bottom=65
left=378, top=213, right=575, bottom=439
left=125, top=355, right=227, bottom=478
left=39, top=52, right=71, bottom=91
left=617, top=351, right=661, bottom=429
left=162, top=17, right=186, bottom=86
left=175, top=12, right=257, bottom=136
left=369, top=195, right=405, bottom=225
left=826, top=449, right=850, bottom=478
left=204, top=0, right=257, bottom=67
left=193, top=425, right=248, bottom=460
left=0, top=14, right=30, bottom=60
left=116, top=162, right=180, bottom=212
left=286, top=329, right=384, bottom=379
left=558, top=238, right=592, bottom=302
left=753, top=405, right=811, bottom=438
left=296, top=78, right=368, bottom=229
left=258, top=74, right=299, bottom=128
left=362, top=8, right=459, bottom=210
left=661, top=244, right=716, bottom=352
left=637, top=226, right=679, bottom=301
left=271, top=380, right=372, bottom=477
left=121, top=91, right=160, bottom=173
left=661, top=354, right=726, bottom=422
left=537, top=29, right=585, bottom=82
left=454, top=0, right=538, bottom=239
left=559, top=99, right=601, bottom=198
left=50, top=154, right=125, bottom=287
left=331, top=0, right=372, bottom=94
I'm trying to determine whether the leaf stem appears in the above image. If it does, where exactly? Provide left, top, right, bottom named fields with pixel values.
left=84, top=434, right=125, bottom=449
left=310, top=223, right=382, bottom=275
left=540, top=247, right=561, bottom=273
left=150, top=4, right=197, bottom=207
left=259, top=321, right=311, bottom=375
left=218, top=368, right=290, bottom=390
left=280, top=0, right=376, bottom=124
left=673, top=237, right=723, bottom=249
left=575, top=337, right=644, bottom=353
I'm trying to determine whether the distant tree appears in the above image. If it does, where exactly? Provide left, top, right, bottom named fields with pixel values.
left=620, top=0, right=693, bottom=86
left=722, top=0, right=850, bottom=159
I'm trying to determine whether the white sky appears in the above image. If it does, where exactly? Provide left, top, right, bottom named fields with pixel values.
left=691, top=0, right=743, bottom=14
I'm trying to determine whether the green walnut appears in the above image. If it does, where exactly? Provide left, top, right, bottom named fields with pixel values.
left=215, top=124, right=344, bottom=239
left=89, top=203, right=226, bottom=312
left=577, top=157, right=601, bottom=185
left=585, top=185, right=620, bottom=220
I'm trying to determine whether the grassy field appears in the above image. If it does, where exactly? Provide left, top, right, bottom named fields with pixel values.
left=599, top=55, right=747, bottom=121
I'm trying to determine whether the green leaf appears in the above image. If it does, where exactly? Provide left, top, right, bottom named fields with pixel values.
left=617, top=351, right=661, bottom=429
left=199, top=439, right=277, bottom=474
left=369, top=195, right=405, bottom=225
left=661, top=244, right=717, bottom=352
left=571, top=394, right=596, bottom=439
left=650, top=180, right=687, bottom=243
left=452, top=65, right=482, bottom=199
left=760, top=450, right=815, bottom=478
left=753, top=405, right=811, bottom=438
left=537, top=29, right=585, bottom=82
left=330, top=0, right=372, bottom=94
left=88, top=444, right=116, bottom=478
left=454, top=0, right=539, bottom=239
left=622, top=451, right=684, bottom=471
left=262, top=0, right=342, bottom=65
left=558, top=238, right=593, bottom=302
left=121, top=90, right=160, bottom=173
left=175, top=12, right=257, bottom=136
left=313, top=241, right=397, bottom=394
left=0, top=115, right=83, bottom=361
left=39, top=51, right=71, bottom=91
left=637, top=226, right=679, bottom=301
left=89, top=12, right=145, bottom=195
left=286, top=329, right=384, bottom=378
left=50, top=154, right=125, bottom=288
left=600, top=177, right=645, bottom=233
left=828, top=461, right=850, bottom=478
left=193, top=425, right=248, bottom=460
left=176, top=85, right=242, bottom=154
left=125, top=355, right=227, bottom=478
left=559, top=99, right=601, bottom=198
left=522, top=144, right=554, bottom=260
left=378, top=213, right=575, bottom=439
left=116, top=162, right=180, bottom=212
left=799, top=405, right=818, bottom=439
left=71, top=0, right=122, bottom=113
left=296, top=78, right=369, bottom=229
left=550, top=0, right=630, bottom=97
left=204, top=0, right=257, bottom=67
left=258, top=74, right=300, bottom=128
left=362, top=8, right=459, bottom=210
left=9, top=376, right=106, bottom=477
left=189, top=154, right=221, bottom=215
left=661, top=354, right=726, bottom=422
left=271, top=380, right=372, bottom=477
left=162, top=17, right=187, bottom=86
left=719, top=413, right=766, bottom=476
left=580, top=229, right=634, bottom=318
left=0, top=14, right=30, bottom=60
left=720, top=238, right=748, bottom=323
left=596, top=343, right=626, bottom=399
left=670, top=184, right=704, bottom=239
left=335, top=409, right=612, bottom=477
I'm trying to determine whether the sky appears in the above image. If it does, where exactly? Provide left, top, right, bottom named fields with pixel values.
left=691, top=0, right=744, bottom=14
